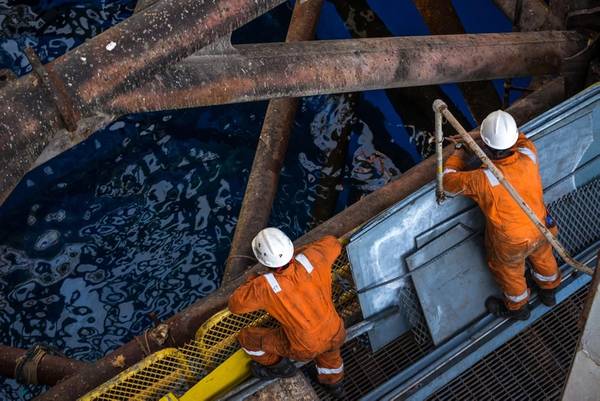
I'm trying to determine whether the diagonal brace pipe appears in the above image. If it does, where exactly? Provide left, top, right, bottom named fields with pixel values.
left=222, top=0, right=325, bottom=284
left=0, top=0, right=288, bottom=206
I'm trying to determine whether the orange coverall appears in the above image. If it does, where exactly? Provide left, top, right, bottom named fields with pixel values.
left=228, top=235, right=346, bottom=384
left=443, top=133, right=560, bottom=310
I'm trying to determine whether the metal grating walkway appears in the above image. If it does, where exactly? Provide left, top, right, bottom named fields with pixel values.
left=308, top=327, right=434, bottom=401
left=548, top=178, right=600, bottom=259
left=427, top=284, right=589, bottom=401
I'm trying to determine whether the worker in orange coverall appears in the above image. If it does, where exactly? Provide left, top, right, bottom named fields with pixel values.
left=443, top=110, right=561, bottom=321
left=228, top=227, right=346, bottom=399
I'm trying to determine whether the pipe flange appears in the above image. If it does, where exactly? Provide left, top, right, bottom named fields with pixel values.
left=14, top=344, right=64, bottom=385
left=25, top=47, right=79, bottom=132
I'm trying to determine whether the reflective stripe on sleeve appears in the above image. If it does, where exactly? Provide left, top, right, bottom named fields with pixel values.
left=532, top=270, right=558, bottom=282
left=504, top=289, right=529, bottom=303
left=264, top=273, right=282, bottom=294
left=242, top=347, right=266, bottom=356
left=443, top=168, right=457, bottom=175
left=518, top=147, right=537, bottom=164
left=295, top=253, right=314, bottom=274
left=316, top=363, right=344, bottom=375
left=483, top=169, right=500, bottom=187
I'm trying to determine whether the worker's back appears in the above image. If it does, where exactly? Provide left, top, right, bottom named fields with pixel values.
left=444, top=133, right=546, bottom=243
left=478, top=134, right=546, bottom=242
left=229, top=236, right=343, bottom=355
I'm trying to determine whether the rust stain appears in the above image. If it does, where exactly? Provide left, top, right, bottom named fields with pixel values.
left=111, top=355, right=126, bottom=368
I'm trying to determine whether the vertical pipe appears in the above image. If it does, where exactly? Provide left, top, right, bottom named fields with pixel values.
left=222, top=0, right=325, bottom=283
left=433, top=101, right=445, bottom=204
left=134, top=0, right=160, bottom=13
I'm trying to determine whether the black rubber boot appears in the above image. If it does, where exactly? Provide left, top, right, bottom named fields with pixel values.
left=250, top=358, right=298, bottom=379
left=485, top=296, right=530, bottom=321
left=322, top=382, right=346, bottom=400
left=538, top=288, right=556, bottom=307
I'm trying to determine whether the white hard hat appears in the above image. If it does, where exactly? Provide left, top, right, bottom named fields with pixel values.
left=251, top=227, right=294, bottom=268
left=480, top=110, right=518, bottom=150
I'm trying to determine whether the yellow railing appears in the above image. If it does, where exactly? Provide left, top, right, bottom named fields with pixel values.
left=78, top=349, right=194, bottom=401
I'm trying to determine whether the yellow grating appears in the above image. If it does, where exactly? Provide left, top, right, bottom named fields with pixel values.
left=79, top=349, right=195, bottom=401
left=80, top=249, right=357, bottom=401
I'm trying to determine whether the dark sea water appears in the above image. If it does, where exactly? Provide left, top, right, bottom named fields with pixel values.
left=0, top=1, right=524, bottom=399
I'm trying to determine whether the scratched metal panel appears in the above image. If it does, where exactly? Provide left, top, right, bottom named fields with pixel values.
left=406, top=224, right=473, bottom=271
left=410, top=233, right=501, bottom=345
left=347, top=83, right=600, bottom=351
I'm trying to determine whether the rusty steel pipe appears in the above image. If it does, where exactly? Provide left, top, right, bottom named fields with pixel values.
left=0, top=0, right=286, bottom=206
left=109, top=31, right=584, bottom=114
left=222, top=0, right=325, bottom=283
left=34, top=76, right=566, bottom=401
left=0, top=345, right=88, bottom=386
left=0, top=31, right=584, bottom=206
left=134, top=0, right=160, bottom=13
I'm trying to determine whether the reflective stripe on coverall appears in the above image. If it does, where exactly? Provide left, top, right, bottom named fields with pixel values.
left=228, top=235, right=346, bottom=384
left=443, top=133, right=561, bottom=310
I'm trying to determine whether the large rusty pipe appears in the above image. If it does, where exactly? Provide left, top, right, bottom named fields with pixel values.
left=0, top=32, right=584, bottom=206
left=0, top=345, right=88, bottom=386
left=0, top=0, right=287, bottom=206
left=222, top=0, right=324, bottom=283
left=34, top=76, right=566, bottom=401
left=108, top=31, right=584, bottom=114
